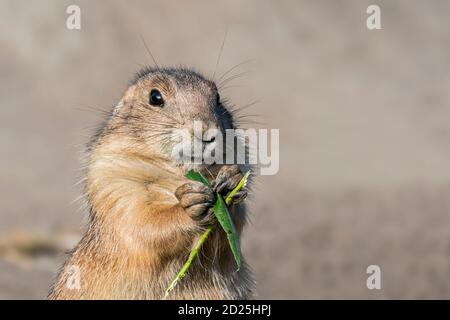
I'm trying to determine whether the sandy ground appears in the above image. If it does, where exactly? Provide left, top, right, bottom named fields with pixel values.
left=1, top=0, right=450, bottom=299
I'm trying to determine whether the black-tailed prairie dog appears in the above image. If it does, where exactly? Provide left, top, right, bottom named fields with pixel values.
left=49, top=67, right=254, bottom=299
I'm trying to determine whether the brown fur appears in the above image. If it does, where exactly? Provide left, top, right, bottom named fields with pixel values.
left=48, top=68, right=254, bottom=300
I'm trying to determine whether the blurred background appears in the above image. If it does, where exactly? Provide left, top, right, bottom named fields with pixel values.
left=1, top=0, right=450, bottom=299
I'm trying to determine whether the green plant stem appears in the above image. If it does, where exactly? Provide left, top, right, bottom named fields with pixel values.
left=225, top=171, right=250, bottom=205
left=163, top=227, right=213, bottom=299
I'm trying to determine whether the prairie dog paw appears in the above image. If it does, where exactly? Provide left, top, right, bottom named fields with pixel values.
left=212, top=165, right=244, bottom=194
left=175, top=181, right=215, bottom=223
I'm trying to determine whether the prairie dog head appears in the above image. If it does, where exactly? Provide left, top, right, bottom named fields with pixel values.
left=105, top=67, right=236, bottom=170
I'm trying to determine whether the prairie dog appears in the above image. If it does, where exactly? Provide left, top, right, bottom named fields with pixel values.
left=49, top=67, right=254, bottom=299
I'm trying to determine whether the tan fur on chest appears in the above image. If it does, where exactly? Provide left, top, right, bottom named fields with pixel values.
left=49, top=135, right=252, bottom=300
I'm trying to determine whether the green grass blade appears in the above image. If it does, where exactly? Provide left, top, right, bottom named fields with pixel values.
left=213, top=194, right=241, bottom=269
left=185, top=169, right=210, bottom=186
left=218, top=170, right=250, bottom=269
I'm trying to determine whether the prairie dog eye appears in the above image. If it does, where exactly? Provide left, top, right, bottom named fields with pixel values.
left=149, top=89, right=164, bottom=107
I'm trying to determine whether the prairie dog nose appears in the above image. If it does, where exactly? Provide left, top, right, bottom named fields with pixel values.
left=202, top=129, right=217, bottom=143
left=192, top=121, right=219, bottom=143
